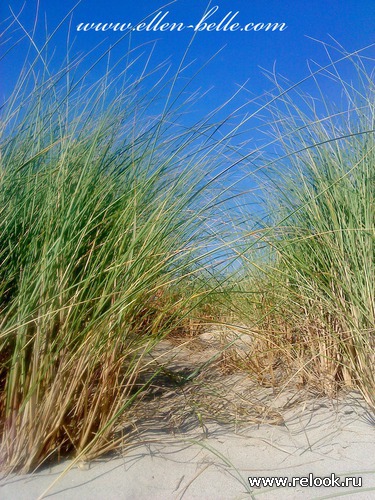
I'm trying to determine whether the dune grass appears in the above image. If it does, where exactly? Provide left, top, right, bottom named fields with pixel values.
left=1, top=9, right=374, bottom=478
left=234, top=46, right=375, bottom=407
left=0, top=20, right=243, bottom=472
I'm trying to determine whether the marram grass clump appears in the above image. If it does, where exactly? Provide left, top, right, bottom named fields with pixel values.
left=0, top=38, right=235, bottom=473
left=236, top=48, right=375, bottom=407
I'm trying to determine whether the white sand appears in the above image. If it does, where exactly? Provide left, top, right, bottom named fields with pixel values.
left=1, top=393, right=374, bottom=499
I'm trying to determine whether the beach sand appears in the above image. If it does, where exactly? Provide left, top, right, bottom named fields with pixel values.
left=2, top=333, right=374, bottom=499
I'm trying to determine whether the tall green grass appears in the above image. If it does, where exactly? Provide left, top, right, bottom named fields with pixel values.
left=0, top=22, right=240, bottom=472
left=1, top=12, right=374, bottom=477
left=236, top=47, right=375, bottom=405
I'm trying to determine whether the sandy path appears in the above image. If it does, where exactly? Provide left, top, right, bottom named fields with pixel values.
left=1, top=331, right=374, bottom=499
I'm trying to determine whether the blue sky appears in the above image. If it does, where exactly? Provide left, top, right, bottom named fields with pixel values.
left=0, top=0, right=373, bottom=229
left=1, top=1, right=374, bottom=106
left=0, top=0, right=374, bottom=180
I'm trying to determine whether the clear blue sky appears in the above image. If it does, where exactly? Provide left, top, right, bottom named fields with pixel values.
left=1, top=1, right=373, bottom=225
left=1, top=1, right=374, bottom=106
